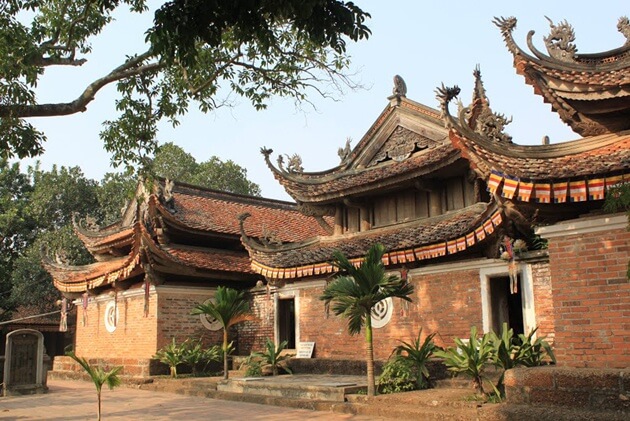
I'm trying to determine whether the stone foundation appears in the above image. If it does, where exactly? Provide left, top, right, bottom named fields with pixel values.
left=504, top=366, right=630, bottom=411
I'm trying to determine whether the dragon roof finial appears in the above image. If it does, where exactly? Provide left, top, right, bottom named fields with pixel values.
left=543, top=17, right=577, bottom=62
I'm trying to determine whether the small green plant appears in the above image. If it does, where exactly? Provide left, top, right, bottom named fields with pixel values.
left=434, top=326, right=499, bottom=397
left=182, top=340, right=221, bottom=376
left=490, top=323, right=555, bottom=394
left=250, top=338, right=293, bottom=376
left=66, top=350, right=122, bottom=421
left=378, top=357, right=417, bottom=394
left=242, top=356, right=263, bottom=377
left=391, top=329, right=439, bottom=390
left=153, top=338, right=187, bottom=378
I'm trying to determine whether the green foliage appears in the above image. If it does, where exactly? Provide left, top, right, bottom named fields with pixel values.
left=150, top=143, right=261, bottom=195
left=378, top=357, right=418, bottom=394
left=436, top=324, right=556, bottom=401
left=191, top=287, right=253, bottom=379
left=149, top=0, right=370, bottom=65
left=320, top=243, right=414, bottom=397
left=250, top=338, right=293, bottom=376
left=391, top=329, right=439, bottom=390
left=1, top=1, right=370, bottom=168
left=66, top=350, right=122, bottom=421
left=180, top=339, right=221, bottom=377
left=434, top=326, right=499, bottom=397
left=243, top=357, right=263, bottom=377
left=153, top=338, right=187, bottom=378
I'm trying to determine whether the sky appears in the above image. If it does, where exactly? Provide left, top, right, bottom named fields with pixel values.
left=18, top=1, right=630, bottom=201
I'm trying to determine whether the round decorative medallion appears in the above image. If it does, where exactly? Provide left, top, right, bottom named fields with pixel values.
left=371, top=297, right=393, bottom=329
left=104, top=301, right=119, bottom=333
left=199, top=298, right=222, bottom=331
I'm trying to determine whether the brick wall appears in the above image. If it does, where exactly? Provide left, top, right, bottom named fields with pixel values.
left=275, top=268, right=483, bottom=361
left=530, top=261, right=555, bottom=343
left=539, top=214, right=630, bottom=368
left=239, top=291, right=275, bottom=354
left=71, top=286, right=223, bottom=375
left=504, top=366, right=629, bottom=411
left=156, top=289, right=222, bottom=350
left=75, top=290, right=157, bottom=361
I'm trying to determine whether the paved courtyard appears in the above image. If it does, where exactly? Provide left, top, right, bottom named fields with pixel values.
left=0, top=379, right=383, bottom=420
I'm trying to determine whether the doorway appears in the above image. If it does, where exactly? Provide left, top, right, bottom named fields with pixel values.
left=489, top=275, right=524, bottom=335
left=277, top=298, right=296, bottom=349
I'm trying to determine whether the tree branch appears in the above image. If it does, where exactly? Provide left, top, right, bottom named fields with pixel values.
left=0, top=51, right=162, bottom=118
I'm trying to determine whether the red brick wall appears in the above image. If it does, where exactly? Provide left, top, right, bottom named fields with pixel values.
left=288, top=268, right=483, bottom=361
left=531, top=261, right=555, bottom=343
left=75, top=292, right=157, bottom=361
left=156, top=291, right=222, bottom=350
left=239, top=292, right=275, bottom=354
left=546, top=221, right=630, bottom=368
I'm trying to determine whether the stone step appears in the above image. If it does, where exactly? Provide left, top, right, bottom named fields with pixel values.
left=348, top=388, right=482, bottom=410
left=217, top=377, right=364, bottom=402
left=351, top=402, right=480, bottom=420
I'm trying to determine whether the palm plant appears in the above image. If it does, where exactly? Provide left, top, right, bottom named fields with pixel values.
left=251, top=338, right=293, bottom=376
left=153, top=337, right=187, bottom=378
left=434, top=326, right=498, bottom=396
left=491, top=323, right=556, bottom=393
left=391, top=329, right=439, bottom=389
left=191, top=286, right=253, bottom=379
left=66, top=351, right=122, bottom=421
left=320, top=243, right=414, bottom=397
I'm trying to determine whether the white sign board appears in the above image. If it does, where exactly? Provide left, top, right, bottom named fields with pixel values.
left=296, top=342, right=315, bottom=358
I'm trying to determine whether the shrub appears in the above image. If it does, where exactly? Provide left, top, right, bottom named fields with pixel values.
left=434, top=326, right=498, bottom=397
left=181, top=340, right=221, bottom=377
left=378, top=357, right=418, bottom=394
left=154, top=338, right=187, bottom=378
left=391, top=329, right=438, bottom=390
left=250, top=338, right=294, bottom=376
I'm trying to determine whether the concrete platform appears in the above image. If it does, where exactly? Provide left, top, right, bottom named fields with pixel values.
left=217, top=374, right=366, bottom=402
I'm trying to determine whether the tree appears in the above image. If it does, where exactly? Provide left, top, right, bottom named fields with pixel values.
left=0, top=159, right=34, bottom=319
left=191, top=286, right=253, bottom=379
left=66, top=350, right=122, bottom=421
left=320, top=243, right=414, bottom=396
left=1, top=1, right=370, bottom=168
left=2, top=163, right=99, bottom=317
left=151, top=142, right=261, bottom=195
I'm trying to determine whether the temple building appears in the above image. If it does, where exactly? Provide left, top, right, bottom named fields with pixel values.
left=47, top=17, right=629, bottom=376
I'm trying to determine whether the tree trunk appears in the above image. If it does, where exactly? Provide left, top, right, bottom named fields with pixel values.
left=365, top=317, right=375, bottom=397
left=97, top=389, right=102, bottom=421
left=223, top=329, right=229, bottom=380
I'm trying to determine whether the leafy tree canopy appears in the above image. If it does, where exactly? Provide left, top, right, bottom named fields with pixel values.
left=0, top=0, right=370, bottom=170
left=151, top=142, right=261, bottom=196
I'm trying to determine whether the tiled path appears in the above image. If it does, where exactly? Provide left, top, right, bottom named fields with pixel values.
left=0, top=379, right=383, bottom=421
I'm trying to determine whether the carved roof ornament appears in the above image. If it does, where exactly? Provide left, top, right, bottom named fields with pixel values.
left=338, top=137, right=352, bottom=162
left=619, top=16, right=630, bottom=45
left=437, top=71, right=513, bottom=144
left=393, top=75, right=407, bottom=97
left=277, top=153, right=304, bottom=174
left=543, top=17, right=578, bottom=62
left=157, top=179, right=175, bottom=212
left=369, top=126, right=436, bottom=166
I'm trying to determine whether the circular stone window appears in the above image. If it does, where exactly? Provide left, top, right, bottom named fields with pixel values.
left=199, top=298, right=222, bottom=331
left=104, top=301, right=119, bottom=333
left=371, top=297, right=393, bottom=329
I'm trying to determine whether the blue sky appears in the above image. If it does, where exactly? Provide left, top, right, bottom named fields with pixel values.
left=20, top=1, right=629, bottom=200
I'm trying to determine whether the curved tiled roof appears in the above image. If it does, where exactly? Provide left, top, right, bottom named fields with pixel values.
left=450, top=130, right=630, bottom=181
left=261, top=98, right=453, bottom=203
left=155, top=184, right=330, bottom=241
left=264, top=144, right=460, bottom=203
left=243, top=203, right=502, bottom=279
left=161, top=246, right=253, bottom=274
left=494, top=16, right=630, bottom=136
